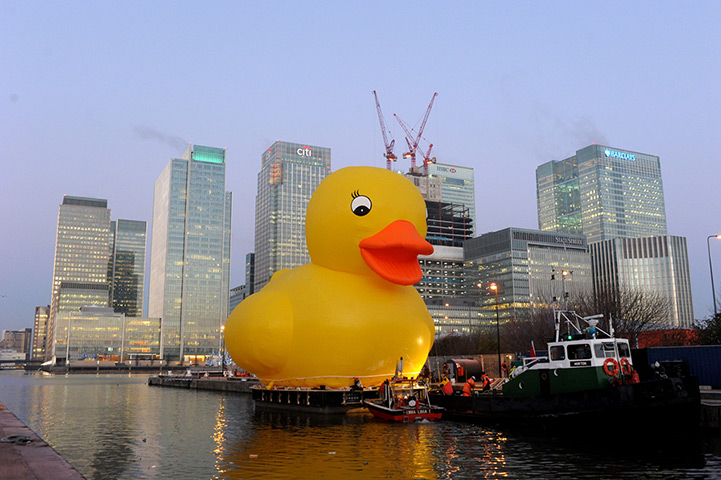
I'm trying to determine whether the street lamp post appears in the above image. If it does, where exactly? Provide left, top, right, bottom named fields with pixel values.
left=220, top=324, right=226, bottom=375
left=489, top=283, right=501, bottom=378
left=708, top=234, right=721, bottom=317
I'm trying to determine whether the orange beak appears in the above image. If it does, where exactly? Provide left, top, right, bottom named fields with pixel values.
left=359, top=220, right=434, bottom=285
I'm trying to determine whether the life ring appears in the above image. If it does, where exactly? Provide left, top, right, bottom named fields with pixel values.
left=501, top=362, right=509, bottom=372
left=620, top=358, right=632, bottom=375
left=603, top=358, right=620, bottom=376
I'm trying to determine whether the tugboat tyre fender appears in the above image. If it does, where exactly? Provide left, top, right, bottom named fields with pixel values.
left=603, top=358, right=620, bottom=376
left=619, top=358, right=632, bottom=375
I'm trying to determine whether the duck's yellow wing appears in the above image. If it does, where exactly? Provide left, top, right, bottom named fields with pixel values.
left=225, top=289, right=293, bottom=378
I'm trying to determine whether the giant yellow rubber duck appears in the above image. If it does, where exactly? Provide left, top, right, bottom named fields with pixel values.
left=224, top=166, right=435, bottom=388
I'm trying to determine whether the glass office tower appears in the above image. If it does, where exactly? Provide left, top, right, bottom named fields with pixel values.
left=108, top=219, right=147, bottom=317
left=149, top=144, right=232, bottom=362
left=426, top=163, right=476, bottom=236
left=536, top=144, right=667, bottom=243
left=32, top=305, right=49, bottom=361
left=48, top=196, right=112, bottom=359
left=253, top=141, right=330, bottom=291
left=590, top=236, right=694, bottom=327
left=464, top=227, right=592, bottom=323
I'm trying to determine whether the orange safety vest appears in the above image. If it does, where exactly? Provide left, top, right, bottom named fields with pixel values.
left=481, top=375, right=490, bottom=389
left=441, top=379, right=454, bottom=395
left=462, top=378, right=475, bottom=396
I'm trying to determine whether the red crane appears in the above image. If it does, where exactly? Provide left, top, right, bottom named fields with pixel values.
left=394, top=92, right=437, bottom=174
left=373, top=91, right=397, bottom=170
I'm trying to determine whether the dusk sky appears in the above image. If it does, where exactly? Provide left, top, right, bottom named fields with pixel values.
left=2, top=2, right=720, bottom=332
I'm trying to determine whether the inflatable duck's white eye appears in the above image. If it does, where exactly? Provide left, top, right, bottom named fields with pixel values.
left=351, top=195, right=372, bottom=216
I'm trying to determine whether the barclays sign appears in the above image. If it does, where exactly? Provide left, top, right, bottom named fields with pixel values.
left=604, top=149, right=636, bottom=161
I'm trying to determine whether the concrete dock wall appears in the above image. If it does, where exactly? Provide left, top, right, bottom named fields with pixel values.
left=0, top=407, right=85, bottom=479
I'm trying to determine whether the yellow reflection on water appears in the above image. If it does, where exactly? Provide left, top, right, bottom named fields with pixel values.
left=216, top=411, right=442, bottom=479
left=213, top=398, right=227, bottom=458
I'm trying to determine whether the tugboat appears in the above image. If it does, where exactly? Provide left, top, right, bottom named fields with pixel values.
left=430, top=309, right=701, bottom=434
left=364, top=378, right=443, bottom=422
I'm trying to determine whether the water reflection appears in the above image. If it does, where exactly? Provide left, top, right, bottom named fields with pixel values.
left=0, top=372, right=719, bottom=480
left=218, top=410, right=439, bottom=479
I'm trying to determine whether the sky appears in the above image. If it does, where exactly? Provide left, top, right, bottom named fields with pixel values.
left=2, top=2, right=721, bottom=332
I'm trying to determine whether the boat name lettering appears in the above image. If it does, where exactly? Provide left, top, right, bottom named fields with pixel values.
left=570, top=360, right=591, bottom=367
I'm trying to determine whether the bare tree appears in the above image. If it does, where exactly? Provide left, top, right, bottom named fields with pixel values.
left=572, top=287, right=671, bottom=346
left=500, top=306, right=556, bottom=354
left=695, top=314, right=721, bottom=345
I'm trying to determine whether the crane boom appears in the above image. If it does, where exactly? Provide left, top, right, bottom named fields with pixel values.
left=373, top=91, right=396, bottom=170
left=394, top=92, right=438, bottom=173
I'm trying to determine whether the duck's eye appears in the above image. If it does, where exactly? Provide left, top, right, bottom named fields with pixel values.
left=351, top=195, right=372, bottom=216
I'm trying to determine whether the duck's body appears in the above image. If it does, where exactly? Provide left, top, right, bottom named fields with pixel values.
left=225, top=166, right=435, bottom=388
left=230, top=263, right=433, bottom=387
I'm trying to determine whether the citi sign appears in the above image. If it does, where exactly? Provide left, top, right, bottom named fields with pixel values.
left=297, top=146, right=312, bottom=157
left=604, top=149, right=636, bottom=161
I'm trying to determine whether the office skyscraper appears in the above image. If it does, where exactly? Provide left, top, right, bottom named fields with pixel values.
left=32, top=305, right=49, bottom=361
left=149, top=144, right=232, bottom=362
left=426, top=162, right=476, bottom=236
left=536, top=144, right=667, bottom=243
left=253, top=141, right=330, bottom=291
left=465, top=227, right=593, bottom=322
left=48, top=196, right=112, bottom=359
left=591, top=236, right=694, bottom=327
left=536, top=144, right=692, bottom=328
left=108, top=219, right=147, bottom=316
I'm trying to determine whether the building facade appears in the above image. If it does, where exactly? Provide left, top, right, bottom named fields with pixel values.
left=0, top=328, right=33, bottom=359
left=253, top=141, right=330, bottom=291
left=108, top=219, right=147, bottom=316
left=245, top=253, right=255, bottom=297
left=536, top=144, right=667, bottom=243
left=53, top=306, right=161, bottom=363
left=590, top=236, right=694, bottom=327
left=426, top=163, right=476, bottom=236
left=464, top=227, right=593, bottom=323
left=149, top=144, right=232, bottom=362
left=48, top=196, right=112, bottom=359
left=229, top=285, right=246, bottom=313
left=32, top=305, right=49, bottom=361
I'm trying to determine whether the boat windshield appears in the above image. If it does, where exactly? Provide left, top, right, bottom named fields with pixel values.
left=567, top=343, right=592, bottom=360
left=593, top=342, right=632, bottom=358
left=550, top=345, right=565, bottom=361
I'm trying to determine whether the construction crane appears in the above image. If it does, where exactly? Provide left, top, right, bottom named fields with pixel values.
left=373, top=91, right=397, bottom=170
left=394, top=92, right=437, bottom=175
left=418, top=142, right=436, bottom=175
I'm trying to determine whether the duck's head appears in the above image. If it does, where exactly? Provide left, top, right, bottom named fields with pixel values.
left=306, top=166, right=433, bottom=285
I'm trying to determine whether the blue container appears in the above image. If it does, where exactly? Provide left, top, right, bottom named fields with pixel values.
left=647, top=345, right=721, bottom=388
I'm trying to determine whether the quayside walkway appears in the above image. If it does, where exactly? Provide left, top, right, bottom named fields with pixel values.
left=0, top=406, right=84, bottom=480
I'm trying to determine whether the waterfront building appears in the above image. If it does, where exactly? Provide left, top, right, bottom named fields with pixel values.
left=32, top=305, right=49, bottom=361
left=590, top=236, right=694, bottom=327
left=426, top=162, right=476, bottom=236
left=229, top=285, right=246, bottom=313
left=405, top=174, right=442, bottom=201
left=425, top=298, right=485, bottom=336
left=417, top=200, right=473, bottom=300
left=148, top=144, right=232, bottom=362
left=108, top=219, right=147, bottom=316
left=253, top=141, right=330, bottom=291
left=48, top=196, right=112, bottom=360
left=245, top=253, right=255, bottom=296
left=464, top=227, right=592, bottom=323
left=536, top=144, right=667, bottom=243
left=53, top=306, right=161, bottom=363
left=0, top=328, right=33, bottom=360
